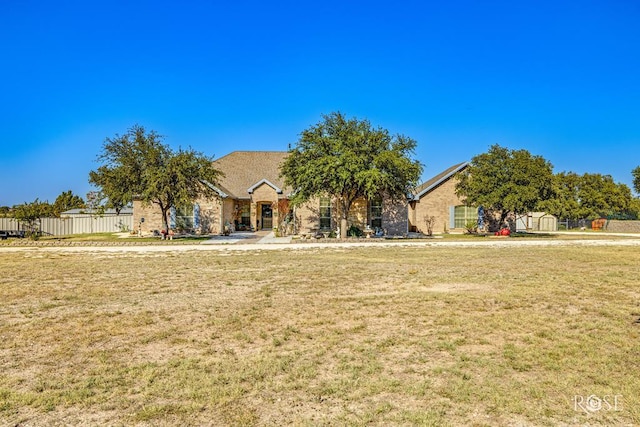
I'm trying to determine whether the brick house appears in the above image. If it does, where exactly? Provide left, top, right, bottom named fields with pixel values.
left=409, top=162, right=557, bottom=233
left=133, top=151, right=290, bottom=235
left=293, top=191, right=409, bottom=236
left=409, top=162, right=478, bottom=234
left=133, top=151, right=411, bottom=236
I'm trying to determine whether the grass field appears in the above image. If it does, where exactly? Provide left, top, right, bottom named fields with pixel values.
left=1, top=243, right=639, bottom=426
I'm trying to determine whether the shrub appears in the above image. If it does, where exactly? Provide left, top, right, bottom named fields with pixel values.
left=348, top=225, right=363, bottom=237
left=423, top=215, right=436, bottom=236
left=464, top=220, right=478, bottom=235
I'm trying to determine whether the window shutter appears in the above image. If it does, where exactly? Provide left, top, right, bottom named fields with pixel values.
left=193, top=203, right=200, bottom=228
left=449, top=206, right=455, bottom=229
left=170, top=207, right=176, bottom=229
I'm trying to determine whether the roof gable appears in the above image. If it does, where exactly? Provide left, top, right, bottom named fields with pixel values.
left=203, top=181, right=228, bottom=198
left=413, top=162, right=468, bottom=201
left=212, top=151, right=289, bottom=199
left=247, top=179, right=283, bottom=194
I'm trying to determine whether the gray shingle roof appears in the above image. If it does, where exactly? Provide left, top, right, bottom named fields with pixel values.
left=212, top=151, right=290, bottom=199
left=413, top=162, right=468, bottom=200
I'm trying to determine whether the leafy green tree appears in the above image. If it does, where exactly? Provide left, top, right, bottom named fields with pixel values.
left=13, top=199, right=54, bottom=237
left=633, top=166, right=640, bottom=195
left=0, top=206, right=11, bottom=217
left=539, top=172, right=581, bottom=220
left=52, top=190, right=85, bottom=217
left=456, top=144, right=554, bottom=229
left=280, top=112, right=422, bottom=238
left=630, top=197, right=640, bottom=219
left=89, top=125, right=159, bottom=215
left=577, top=173, right=633, bottom=219
left=89, top=125, right=222, bottom=232
left=542, top=172, right=635, bottom=219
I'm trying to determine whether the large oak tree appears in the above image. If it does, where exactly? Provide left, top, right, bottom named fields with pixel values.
left=542, top=172, right=635, bottom=220
left=280, top=112, right=422, bottom=238
left=89, top=125, right=221, bottom=233
left=456, top=144, right=554, bottom=229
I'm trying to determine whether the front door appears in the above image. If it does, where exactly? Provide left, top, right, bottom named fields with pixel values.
left=261, top=204, right=273, bottom=229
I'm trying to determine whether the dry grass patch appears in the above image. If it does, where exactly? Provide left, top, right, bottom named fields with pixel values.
left=1, top=245, right=639, bottom=425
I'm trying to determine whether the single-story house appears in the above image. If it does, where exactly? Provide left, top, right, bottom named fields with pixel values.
left=133, top=153, right=560, bottom=236
left=409, top=162, right=558, bottom=233
left=134, top=151, right=289, bottom=235
left=409, top=162, right=476, bottom=233
left=133, top=151, right=410, bottom=236
left=137, top=151, right=564, bottom=236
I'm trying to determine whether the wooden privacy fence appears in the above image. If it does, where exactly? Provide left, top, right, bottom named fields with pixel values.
left=0, top=214, right=133, bottom=236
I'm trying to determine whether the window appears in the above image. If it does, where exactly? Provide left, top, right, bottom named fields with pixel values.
left=369, top=196, right=383, bottom=229
left=174, top=204, right=194, bottom=230
left=240, top=204, right=250, bottom=226
left=454, top=205, right=478, bottom=228
left=319, top=197, right=332, bottom=230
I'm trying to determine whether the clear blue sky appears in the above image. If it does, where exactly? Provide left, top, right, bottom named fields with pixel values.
left=1, top=0, right=639, bottom=206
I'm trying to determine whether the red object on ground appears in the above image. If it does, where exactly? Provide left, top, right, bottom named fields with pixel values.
left=591, top=218, right=606, bottom=231
left=495, top=228, right=511, bottom=236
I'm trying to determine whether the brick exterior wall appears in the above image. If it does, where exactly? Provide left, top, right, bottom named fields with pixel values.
left=133, top=197, right=224, bottom=235
left=132, top=185, right=289, bottom=235
left=294, top=198, right=323, bottom=233
left=410, top=175, right=465, bottom=234
left=347, top=198, right=368, bottom=229
left=132, top=200, right=165, bottom=234
left=217, top=198, right=233, bottom=232
left=133, top=192, right=410, bottom=237
left=292, top=196, right=408, bottom=236
left=383, top=198, right=409, bottom=236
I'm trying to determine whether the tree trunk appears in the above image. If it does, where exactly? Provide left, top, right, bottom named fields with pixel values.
left=340, top=217, right=348, bottom=239
left=159, top=203, right=170, bottom=239
left=339, top=198, right=351, bottom=239
left=500, top=211, right=510, bottom=230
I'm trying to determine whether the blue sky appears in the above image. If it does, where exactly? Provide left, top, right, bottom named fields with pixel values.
left=1, top=1, right=639, bottom=206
